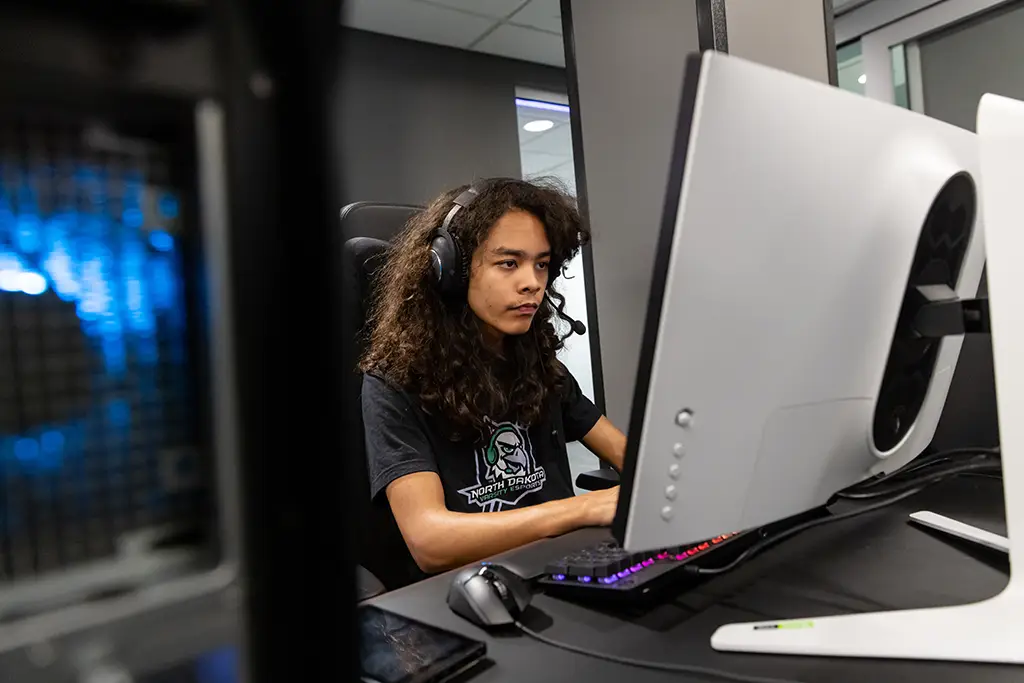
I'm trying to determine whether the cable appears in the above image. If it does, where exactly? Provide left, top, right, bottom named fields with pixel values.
left=686, top=486, right=925, bottom=577
left=848, top=447, right=999, bottom=488
left=513, top=621, right=805, bottom=683
left=844, top=447, right=998, bottom=493
left=960, top=472, right=1003, bottom=481
left=686, top=452, right=1001, bottom=578
left=834, top=459, right=1001, bottom=500
left=843, top=450, right=988, bottom=492
left=837, top=459, right=1001, bottom=499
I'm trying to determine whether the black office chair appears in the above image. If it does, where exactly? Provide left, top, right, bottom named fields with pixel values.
left=339, top=203, right=427, bottom=594
left=339, top=201, right=425, bottom=243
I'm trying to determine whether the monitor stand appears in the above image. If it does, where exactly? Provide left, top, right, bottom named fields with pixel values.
left=710, top=93, right=1024, bottom=665
left=909, top=510, right=1008, bottom=554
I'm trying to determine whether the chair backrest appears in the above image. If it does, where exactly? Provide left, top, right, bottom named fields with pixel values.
left=339, top=201, right=424, bottom=243
left=338, top=202, right=424, bottom=590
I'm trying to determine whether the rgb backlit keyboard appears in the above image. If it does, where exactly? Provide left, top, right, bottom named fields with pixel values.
left=538, top=530, right=752, bottom=603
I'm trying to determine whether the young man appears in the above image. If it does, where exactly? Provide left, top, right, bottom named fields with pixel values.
left=360, top=177, right=626, bottom=576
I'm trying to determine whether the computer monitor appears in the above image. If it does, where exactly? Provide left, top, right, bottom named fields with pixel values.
left=711, top=91, right=1024, bottom=666
left=610, top=50, right=1024, bottom=664
left=612, top=50, right=984, bottom=556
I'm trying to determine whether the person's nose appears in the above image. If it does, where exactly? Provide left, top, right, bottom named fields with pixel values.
left=518, top=268, right=543, bottom=294
left=520, top=268, right=544, bottom=294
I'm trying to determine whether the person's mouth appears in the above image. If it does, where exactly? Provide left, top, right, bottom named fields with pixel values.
left=511, top=302, right=539, bottom=315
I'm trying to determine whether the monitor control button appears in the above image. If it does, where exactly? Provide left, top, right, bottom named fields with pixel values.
left=665, top=485, right=677, bottom=500
left=668, top=463, right=681, bottom=479
left=661, top=506, right=674, bottom=521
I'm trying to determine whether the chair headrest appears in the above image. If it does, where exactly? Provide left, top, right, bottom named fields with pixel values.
left=342, top=236, right=391, bottom=296
left=339, top=202, right=423, bottom=243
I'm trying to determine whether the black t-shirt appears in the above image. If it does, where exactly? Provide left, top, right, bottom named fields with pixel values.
left=362, top=368, right=602, bottom=513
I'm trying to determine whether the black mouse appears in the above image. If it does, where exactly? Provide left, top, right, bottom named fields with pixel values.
left=447, top=563, right=533, bottom=628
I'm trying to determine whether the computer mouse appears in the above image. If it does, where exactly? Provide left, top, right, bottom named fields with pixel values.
left=447, top=563, right=533, bottom=629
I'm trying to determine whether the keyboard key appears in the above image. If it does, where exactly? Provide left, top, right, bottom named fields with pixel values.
left=545, top=561, right=569, bottom=576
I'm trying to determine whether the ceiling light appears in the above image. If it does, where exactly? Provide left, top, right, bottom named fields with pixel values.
left=858, top=74, right=867, bottom=84
left=524, top=120, right=554, bottom=133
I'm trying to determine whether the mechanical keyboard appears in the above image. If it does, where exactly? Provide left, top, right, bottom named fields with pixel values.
left=537, top=530, right=754, bottom=602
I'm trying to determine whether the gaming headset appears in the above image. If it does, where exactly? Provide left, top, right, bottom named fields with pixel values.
left=428, top=183, right=480, bottom=298
left=427, top=179, right=586, bottom=337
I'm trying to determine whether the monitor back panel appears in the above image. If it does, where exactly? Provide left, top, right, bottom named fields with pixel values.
left=617, top=52, right=985, bottom=551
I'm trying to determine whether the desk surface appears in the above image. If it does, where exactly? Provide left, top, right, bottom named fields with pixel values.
left=368, top=476, right=1019, bottom=683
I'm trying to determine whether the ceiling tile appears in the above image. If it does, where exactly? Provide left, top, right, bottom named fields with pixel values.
left=521, top=131, right=573, bottom=157
left=508, top=0, right=562, bottom=34
left=474, top=24, right=565, bottom=67
left=538, top=161, right=577, bottom=192
left=520, top=150, right=569, bottom=176
left=550, top=161, right=576, bottom=178
left=421, top=0, right=529, bottom=19
left=521, top=150, right=564, bottom=163
left=342, top=0, right=495, bottom=49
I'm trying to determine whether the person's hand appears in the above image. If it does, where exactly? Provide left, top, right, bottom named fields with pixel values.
left=579, top=486, right=620, bottom=527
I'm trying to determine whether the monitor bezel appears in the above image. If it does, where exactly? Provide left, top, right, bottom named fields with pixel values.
left=611, top=52, right=705, bottom=544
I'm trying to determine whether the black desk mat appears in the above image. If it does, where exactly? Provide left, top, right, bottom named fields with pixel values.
left=371, top=476, right=1017, bottom=683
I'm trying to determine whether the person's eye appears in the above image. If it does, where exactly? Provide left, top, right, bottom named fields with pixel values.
left=537, top=261, right=550, bottom=271
left=498, top=260, right=517, bottom=269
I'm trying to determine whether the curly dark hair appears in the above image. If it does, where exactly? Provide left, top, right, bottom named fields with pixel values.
left=359, top=177, right=590, bottom=441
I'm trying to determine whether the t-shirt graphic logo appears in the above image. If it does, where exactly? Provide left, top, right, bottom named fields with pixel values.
left=485, top=425, right=528, bottom=480
left=458, top=419, right=547, bottom=511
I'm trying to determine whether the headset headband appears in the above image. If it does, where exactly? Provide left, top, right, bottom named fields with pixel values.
left=428, top=183, right=485, bottom=296
left=442, top=186, right=482, bottom=232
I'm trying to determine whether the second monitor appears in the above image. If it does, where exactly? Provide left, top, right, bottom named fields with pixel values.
left=612, top=51, right=985, bottom=552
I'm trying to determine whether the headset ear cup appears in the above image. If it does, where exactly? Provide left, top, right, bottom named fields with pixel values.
left=429, top=249, right=443, bottom=285
left=430, top=230, right=464, bottom=295
left=430, top=184, right=481, bottom=296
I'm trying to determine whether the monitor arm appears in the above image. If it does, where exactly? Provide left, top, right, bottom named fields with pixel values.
left=910, top=284, right=990, bottom=338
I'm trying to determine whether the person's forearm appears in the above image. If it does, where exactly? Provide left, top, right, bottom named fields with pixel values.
left=405, top=495, right=595, bottom=574
left=582, top=416, right=627, bottom=471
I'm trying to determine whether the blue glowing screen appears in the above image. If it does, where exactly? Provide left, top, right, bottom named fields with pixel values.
left=0, top=156, right=201, bottom=577
left=193, top=647, right=239, bottom=683
left=138, top=647, right=239, bottom=683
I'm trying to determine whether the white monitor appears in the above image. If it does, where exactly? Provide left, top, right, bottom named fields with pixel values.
left=710, top=92, right=1024, bottom=666
left=612, top=50, right=985, bottom=555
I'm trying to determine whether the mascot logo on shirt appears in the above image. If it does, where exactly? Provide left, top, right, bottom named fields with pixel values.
left=485, top=425, right=528, bottom=478
left=458, top=420, right=547, bottom=511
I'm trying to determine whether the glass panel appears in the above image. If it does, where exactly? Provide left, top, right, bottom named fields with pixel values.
left=890, top=44, right=911, bottom=109
left=837, top=40, right=866, bottom=95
